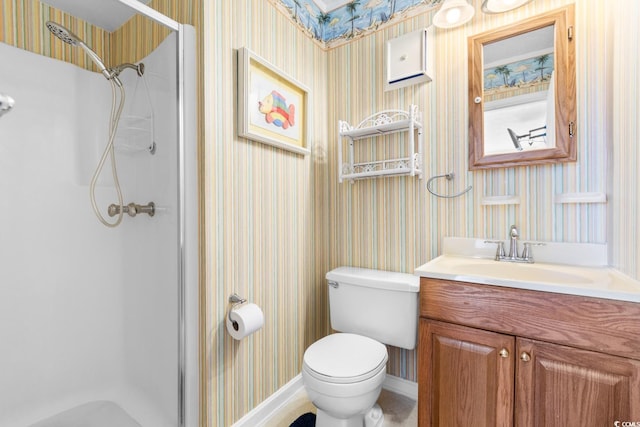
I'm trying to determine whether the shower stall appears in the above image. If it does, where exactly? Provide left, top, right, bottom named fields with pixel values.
left=0, top=1, right=198, bottom=426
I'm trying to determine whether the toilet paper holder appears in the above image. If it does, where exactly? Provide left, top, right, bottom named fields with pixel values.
left=228, top=293, right=247, bottom=331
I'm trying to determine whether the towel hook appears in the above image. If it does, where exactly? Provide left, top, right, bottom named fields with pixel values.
left=426, top=172, right=473, bottom=198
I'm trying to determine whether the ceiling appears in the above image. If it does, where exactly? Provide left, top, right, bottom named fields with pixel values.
left=41, top=0, right=152, bottom=32
left=484, top=25, right=553, bottom=66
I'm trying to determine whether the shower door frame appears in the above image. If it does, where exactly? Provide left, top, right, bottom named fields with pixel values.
left=114, top=1, right=199, bottom=427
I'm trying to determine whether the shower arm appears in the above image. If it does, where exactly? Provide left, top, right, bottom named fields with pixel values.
left=45, top=21, right=143, bottom=87
left=100, top=63, right=144, bottom=88
left=109, top=63, right=145, bottom=78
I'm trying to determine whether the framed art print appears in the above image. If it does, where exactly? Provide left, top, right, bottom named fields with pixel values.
left=237, top=47, right=310, bottom=155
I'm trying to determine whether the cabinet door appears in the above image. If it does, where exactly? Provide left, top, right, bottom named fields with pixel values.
left=516, top=338, right=640, bottom=427
left=419, top=319, right=515, bottom=427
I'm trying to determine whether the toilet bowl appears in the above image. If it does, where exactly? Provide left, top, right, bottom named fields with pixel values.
left=302, top=267, right=419, bottom=427
left=302, top=333, right=388, bottom=427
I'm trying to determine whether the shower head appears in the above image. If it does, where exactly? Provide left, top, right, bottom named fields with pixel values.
left=45, top=21, right=81, bottom=46
left=507, top=128, right=524, bottom=151
left=45, top=21, right=121, bottom=86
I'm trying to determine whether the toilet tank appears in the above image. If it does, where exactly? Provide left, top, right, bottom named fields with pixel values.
left=326, top=267, right=420, bottom=350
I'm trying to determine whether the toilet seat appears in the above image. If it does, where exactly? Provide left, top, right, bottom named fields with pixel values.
left=303, top=333, right=388, bottom=384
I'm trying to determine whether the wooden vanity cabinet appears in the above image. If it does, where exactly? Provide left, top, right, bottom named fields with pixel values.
left=420, top=319, right=514, bottom=426
left=516, top=338, right=640, bottom=426
left=418, top=278, right=640, bottom=427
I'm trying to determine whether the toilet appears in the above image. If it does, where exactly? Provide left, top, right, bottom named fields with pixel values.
left=302, top=267, right=419, bottom=427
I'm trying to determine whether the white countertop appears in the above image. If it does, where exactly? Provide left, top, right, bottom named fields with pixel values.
left=415, top=238, right=640, bottom=303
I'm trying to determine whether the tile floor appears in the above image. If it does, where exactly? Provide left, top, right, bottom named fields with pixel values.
left=263, top=388, right=417, bottom=427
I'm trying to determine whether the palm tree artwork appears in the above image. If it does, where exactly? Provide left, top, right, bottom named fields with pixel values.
left=494, top=65, right=512, bottom=87
left=293, top=0, right=301, bottom=22
left=346, top=0, right=360, bottom=38
left=535, top=54, right=550, bottom=80
left=317, top=12, right=331, bottom=40
left=276, top=0, right=443, bottom=45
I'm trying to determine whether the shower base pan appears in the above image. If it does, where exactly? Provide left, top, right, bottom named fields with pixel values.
left=30, top=400, right=141, bottom=427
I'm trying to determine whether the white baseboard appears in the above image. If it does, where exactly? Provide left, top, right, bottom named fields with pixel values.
left=382, top=375, right=418, bottom=400
left=232, top=374, right=417, bottom=426
left=232, top=374, right=304, bottom=427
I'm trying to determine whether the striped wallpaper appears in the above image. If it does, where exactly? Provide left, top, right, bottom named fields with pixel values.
left=203, top=1, right=329, bottom=425
left=610, top=0, right=640, bottom=279
left=0, top=0, right=110, bottom=72
left=204, top=0, right=634, bottom=424
left=4, top=0, right=640, bottom=426
left=0, top=0, right=200, bottom=76
left=326, top=0, right=603, bottom=382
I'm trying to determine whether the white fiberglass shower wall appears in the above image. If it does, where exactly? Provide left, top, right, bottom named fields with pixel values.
left=0, top=3, right=198, bottom=427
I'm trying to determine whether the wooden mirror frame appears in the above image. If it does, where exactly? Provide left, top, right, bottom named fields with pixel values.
left=468, top=5, right=576, bottom=170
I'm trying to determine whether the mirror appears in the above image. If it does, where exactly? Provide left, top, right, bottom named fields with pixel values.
left=468, top=5, right=576, bottom=169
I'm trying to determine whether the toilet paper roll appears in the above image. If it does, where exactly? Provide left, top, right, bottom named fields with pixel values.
left=226, top=303, right=265, bottom=340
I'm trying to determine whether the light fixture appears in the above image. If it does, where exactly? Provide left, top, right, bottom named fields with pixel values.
left=432, top=0, right=475, bottom=29
left=482, top=0, right=534, bottom=14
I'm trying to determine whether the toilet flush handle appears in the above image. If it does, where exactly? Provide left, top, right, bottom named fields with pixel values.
left=328, top=281, right=339, bottom=288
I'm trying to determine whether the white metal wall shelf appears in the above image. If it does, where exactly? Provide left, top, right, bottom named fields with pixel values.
left=338, top=105, right=423, bottom=183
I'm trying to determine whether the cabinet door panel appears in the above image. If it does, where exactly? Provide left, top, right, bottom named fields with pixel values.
left=516, top=338, right=640, bottom=427
left=419, top=319, right=515, bottom=427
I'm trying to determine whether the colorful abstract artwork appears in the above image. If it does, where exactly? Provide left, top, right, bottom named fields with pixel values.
left=258, top=90, right=296, bottom=130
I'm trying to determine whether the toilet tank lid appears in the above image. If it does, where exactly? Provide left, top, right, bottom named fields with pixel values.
left=326, top=267, right=419, bottom=292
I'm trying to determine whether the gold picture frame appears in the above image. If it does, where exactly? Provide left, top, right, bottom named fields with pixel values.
left=237, top=47, right=310, bottom=156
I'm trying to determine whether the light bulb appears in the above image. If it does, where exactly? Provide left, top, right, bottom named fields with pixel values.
left=433, top=0, right=475, bottom=29
left=446, top=7, right=462, bottom=24
left=482, top=0, right=532, bottom=14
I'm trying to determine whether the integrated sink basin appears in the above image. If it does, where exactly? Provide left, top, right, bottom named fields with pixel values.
left=449, top=259, right=593, bottom=285
left=415, top=238, right=640, bottom=303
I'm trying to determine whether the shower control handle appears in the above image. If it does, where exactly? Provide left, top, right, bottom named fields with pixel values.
left=108, top=202, right=155, bottom=218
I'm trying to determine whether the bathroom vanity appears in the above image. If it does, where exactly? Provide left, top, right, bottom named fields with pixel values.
left=415, top=239, right=640, bottom=426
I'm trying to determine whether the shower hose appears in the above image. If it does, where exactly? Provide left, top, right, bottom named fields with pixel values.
left=89, top=78, right=126, bottom=227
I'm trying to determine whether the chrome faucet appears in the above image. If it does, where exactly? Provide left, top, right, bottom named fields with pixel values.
left=508, top=225, right=519, bottom=259
left=485, top=224, right=544, bottom=264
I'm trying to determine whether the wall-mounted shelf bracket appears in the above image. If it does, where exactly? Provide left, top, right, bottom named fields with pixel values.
left=338, top=105, right=423, bottom=183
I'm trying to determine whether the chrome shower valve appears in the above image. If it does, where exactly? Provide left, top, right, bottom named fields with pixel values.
left=108, top=202, right=155, bottom=218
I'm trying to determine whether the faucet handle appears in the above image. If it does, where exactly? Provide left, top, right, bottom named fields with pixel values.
left=522, top=242, right=545, bottom=262
left=484, top=240, right=506, bottom=260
